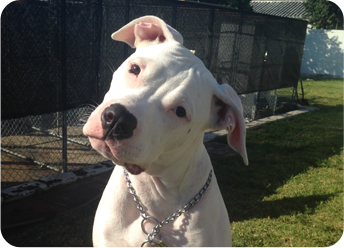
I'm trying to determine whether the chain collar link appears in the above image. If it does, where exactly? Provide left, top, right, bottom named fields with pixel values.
left=123, top=169, right=213, bottom=247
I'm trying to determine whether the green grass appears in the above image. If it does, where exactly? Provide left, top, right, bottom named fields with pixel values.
left=2, top=79, right=343, bottom=247
left=213, top=79, right=343, bottom=246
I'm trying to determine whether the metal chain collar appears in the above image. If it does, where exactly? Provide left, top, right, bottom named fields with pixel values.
left=123, top=169, right=213, bottom=247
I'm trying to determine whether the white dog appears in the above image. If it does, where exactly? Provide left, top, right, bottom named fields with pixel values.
left=83, top=15, right=248, bottom=247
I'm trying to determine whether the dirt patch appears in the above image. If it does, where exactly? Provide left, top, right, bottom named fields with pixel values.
left=1, top=126, right=105, bottom=188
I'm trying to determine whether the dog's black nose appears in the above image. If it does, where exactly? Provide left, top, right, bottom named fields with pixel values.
left=101, top=103, right=137, bottom=140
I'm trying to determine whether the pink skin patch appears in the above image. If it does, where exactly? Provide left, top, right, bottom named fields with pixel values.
left=136, top=22, right=166, bottom=43
left=124, top=163, right=144, bottom=175
left=216, top=99, right=227, bottom=121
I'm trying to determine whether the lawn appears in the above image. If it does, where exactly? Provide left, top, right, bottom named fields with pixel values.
left=2, top=79, right=343, bottom=247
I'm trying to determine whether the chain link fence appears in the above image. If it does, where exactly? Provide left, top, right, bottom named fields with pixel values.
left=1, top=0, right=306, bottom=189
left=1, top=89, right=297, bottom=189
left=1, top=106, right=107, bottom=188
left=241, top=87, right=297, bottom=122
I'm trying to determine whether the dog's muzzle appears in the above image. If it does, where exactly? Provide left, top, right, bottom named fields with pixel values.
left=101, top=103, right=137, bottom=140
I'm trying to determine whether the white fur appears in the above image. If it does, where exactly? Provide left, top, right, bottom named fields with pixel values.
left=83, top=16, right=248, bottom=247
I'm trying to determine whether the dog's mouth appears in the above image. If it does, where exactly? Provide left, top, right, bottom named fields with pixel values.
left=124, top=162, right=145, bottom=175
left=87, top=136, right=144, bottom=175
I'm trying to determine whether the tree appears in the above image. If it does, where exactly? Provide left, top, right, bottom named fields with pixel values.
left=303, top=0, right=343, bottom=29
left=189, top=0, right=253, bottom=12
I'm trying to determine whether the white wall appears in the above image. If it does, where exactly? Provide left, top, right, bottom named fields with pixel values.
left=301, top=29, right=344, bottom=78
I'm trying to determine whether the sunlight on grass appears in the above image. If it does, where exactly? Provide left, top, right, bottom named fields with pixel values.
left=227, top=79, right=343, bottom=247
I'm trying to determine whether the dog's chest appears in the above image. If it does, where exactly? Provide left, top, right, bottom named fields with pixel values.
left=95, top=169, right=204, bottom=246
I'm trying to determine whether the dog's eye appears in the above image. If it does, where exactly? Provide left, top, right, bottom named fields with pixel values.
left=129, top=64, right=141, bottom=76
left=174, top=107, right=186, bottom=118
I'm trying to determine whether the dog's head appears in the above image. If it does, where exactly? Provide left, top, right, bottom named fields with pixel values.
left=83, top=16, right=248, bottom=175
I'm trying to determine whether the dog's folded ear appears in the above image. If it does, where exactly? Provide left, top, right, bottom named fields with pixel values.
left=213, top=84, right=249, bottom=165
left=111, top=15, right=183, bottom=48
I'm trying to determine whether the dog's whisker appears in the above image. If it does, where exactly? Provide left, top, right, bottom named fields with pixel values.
left=102, top=58, right=117, bottom=73
left=77, top=102, right=98, bottom=127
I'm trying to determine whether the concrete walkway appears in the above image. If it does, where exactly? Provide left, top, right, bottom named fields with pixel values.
left=1, top=105, right=318, bottom=233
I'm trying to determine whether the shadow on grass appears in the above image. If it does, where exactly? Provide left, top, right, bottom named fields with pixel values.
left=212, top=103, right=343, bottom=222
left=228, top=194, right=336, bottom=222
left=2, top=201, right=98, bottom=247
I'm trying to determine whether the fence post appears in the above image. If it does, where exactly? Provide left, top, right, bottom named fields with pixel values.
left=230, top=12, right=244, bottom=86
left=123, top=0, right=130, bottom=60
left=207, top=8, right=215, bottom=69
left=60, top=0, right=68, bottom=173
left=172, top=1, right=177, bottom=27
left=92, top=0, right=103, bottom=102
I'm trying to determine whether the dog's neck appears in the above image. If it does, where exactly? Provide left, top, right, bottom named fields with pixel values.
left=126, top=139, right=212, bottom=217
left=152, top=143, right=211, bottom=199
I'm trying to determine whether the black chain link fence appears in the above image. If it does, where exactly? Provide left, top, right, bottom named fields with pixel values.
left=1, top=0, right=307, bottom=188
